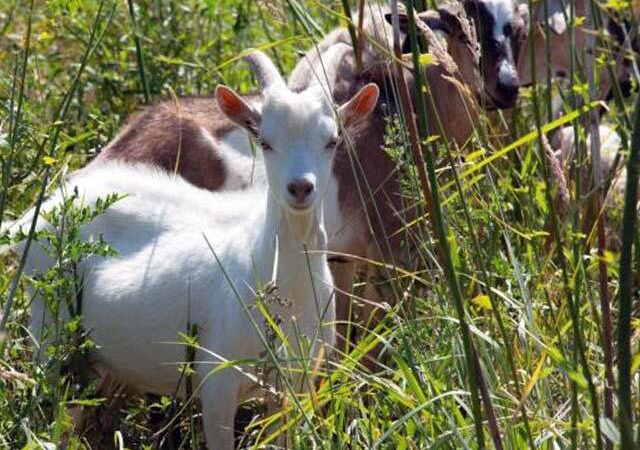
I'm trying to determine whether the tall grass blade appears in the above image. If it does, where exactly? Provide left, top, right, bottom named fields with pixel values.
left=528, top=0, right=602, bottom=447
left=390, top=1, right=502, bottom=448
left=585, top=2, right=615, bottom=449
left=340, top=0, right=361, bottom=69
left=0, top=0, right=34, bottom=229
left=617, top=90, right=640, bottom=449
left=127, top=0, right=151, bottom=103
left=566, top=0, right=582, bottom=447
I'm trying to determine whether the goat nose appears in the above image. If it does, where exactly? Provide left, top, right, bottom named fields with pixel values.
left=497, top=81, right=519, bottom=102
left=287, top=179, right=315, bottom=204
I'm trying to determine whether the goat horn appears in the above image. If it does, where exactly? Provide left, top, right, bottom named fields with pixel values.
left=244, top=50, right=285, bottom=91
left=298, top=42, right=352, bottom=97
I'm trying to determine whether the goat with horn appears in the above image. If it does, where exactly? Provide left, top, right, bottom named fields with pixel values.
left=10, top=49, right=379, bottom=449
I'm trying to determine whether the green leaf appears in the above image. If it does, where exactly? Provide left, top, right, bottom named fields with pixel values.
left=466, top=148, right=486, bottom=162
left=565, top=368, right=588, bottom=390
left=534, top=181, right=548, bottom=214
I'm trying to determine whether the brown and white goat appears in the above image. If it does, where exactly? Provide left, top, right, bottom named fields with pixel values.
left=462, top=0, right=530, bottom=109
left=91, top=94, right=263, bottom=191
left=385, top=0, right=529, bottom=110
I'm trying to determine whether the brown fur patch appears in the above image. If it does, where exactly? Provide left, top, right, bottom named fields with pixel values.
left=93, top=94, right=261, bottom=191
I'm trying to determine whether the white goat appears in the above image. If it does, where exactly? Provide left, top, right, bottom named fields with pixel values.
left=554, top=123, right=626, bottom=203
left=551, top=123, right=631, bottom=249
left=14, top=51, right=379, bottom=449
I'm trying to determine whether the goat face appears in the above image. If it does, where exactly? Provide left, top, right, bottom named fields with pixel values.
left=423, top=4, right=482, bottom=101
left=464, top=0, right=528, bottom=109
left=259, top=89, right=339, bottom=212
left=387, top=3, right=482, bottom=104
left=216, top=50, right=379, bottom=214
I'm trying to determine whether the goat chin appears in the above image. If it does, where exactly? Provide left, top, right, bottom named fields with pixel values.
left=20, top=161, right=335, bottom=450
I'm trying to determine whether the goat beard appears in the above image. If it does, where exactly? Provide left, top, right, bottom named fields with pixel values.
left=281, top=206, right=326, bottom=249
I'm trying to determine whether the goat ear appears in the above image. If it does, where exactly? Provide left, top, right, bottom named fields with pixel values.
left=338, top=83, right=379, bottom=128
left=433, top=6, right=459, bottom=34
left=385, top=11, right=428, bottom=53
left=414, top=10, right=450, bottom=35
left=215, top=85, right=261, bottom=136
left=384, top=12, right=411, bottom=34
left=386, top=10, right=449, bottom=35
left=537, top=0, right=567, bottom=35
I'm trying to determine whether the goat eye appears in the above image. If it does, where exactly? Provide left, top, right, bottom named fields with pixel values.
left=325, top=138, right=338, bottom=150
left=259, top=139, right=273, bottom=151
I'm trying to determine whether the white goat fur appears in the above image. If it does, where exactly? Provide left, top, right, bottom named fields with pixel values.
left=24, top=162, right=334, bottom=446
left=17, top=51, right=378, bottom=449
left=555, top=123, right=624, bottom=196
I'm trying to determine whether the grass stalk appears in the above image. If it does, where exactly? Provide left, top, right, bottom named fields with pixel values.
left=126, top=0, right=151, bottom=103
left=0, top=0, right=34, bottom=230
left=356, top=0, right=365, bottom=71
left=401, top=6, right=507, bottom=448
left=0, top=169, right=49, bottom=345
left=340, top=0, right=362, bottom=72
left=0, top=0, right=15, bottom=37
left=530, top=0, right=602, bottom=447
left=585, top=2, right=615, bottom=448
left=617, top=90, right=640, bottom=450
left=443, top=138, right=536, bottom=449
left=284, top=0, right=323, bottom=39
left=566, top=0, right=581, bottom=447
left=391, top=1, right=502, bottom=448
left=419, top=37, right=535, bottom=447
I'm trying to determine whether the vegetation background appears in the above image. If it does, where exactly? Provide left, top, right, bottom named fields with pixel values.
left=0, top=0, right=639, bottom=449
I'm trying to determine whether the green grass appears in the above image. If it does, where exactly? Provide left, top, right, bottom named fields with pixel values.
left=1, top=0, right=639, bottom=448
